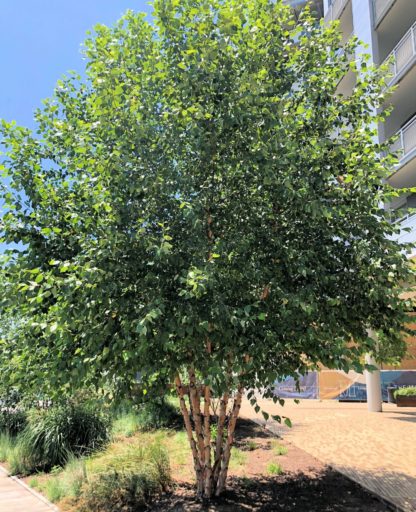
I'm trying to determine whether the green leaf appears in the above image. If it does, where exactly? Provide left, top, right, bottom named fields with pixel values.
left=284, top=418, right=292, bottom=428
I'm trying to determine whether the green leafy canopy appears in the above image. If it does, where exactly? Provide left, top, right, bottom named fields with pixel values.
left=0, top=0, right=413, bottom=398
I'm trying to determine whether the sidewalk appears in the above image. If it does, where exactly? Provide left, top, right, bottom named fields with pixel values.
left=240, top=399, right=416, bottom=512
left=0, top=466, right=56, bottom=512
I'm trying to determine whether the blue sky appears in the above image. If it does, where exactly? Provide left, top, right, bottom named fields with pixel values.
left=0, top=0, right=151, bottom=129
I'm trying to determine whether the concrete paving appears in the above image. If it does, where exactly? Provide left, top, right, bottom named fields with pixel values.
left=240, top=398, right=416, bottom=511
left=0, top=466, right=56, bottom=512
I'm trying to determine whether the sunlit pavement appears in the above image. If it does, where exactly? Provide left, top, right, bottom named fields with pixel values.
left=0, top=466, right=56, bottom=512
left=241, top=398, right=416, bottom=511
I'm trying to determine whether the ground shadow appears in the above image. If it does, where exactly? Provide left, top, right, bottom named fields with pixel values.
left=234, top=418, right=276, bottom=441
left=151, top=468, right=394, bottom=511
left=391, top=415, right=416, bottom=423
left=388, top=410, right=416, bottom=424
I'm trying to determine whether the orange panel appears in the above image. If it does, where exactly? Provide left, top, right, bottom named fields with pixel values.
left=319, top=371, right=354, bottom=400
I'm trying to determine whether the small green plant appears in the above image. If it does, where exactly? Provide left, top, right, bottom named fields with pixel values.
left=267, top=462, right=283, bottom=476
left=271, top=441, right=288, bottom=456
left=244, top=440, right=258, bottom=451
left=229, top=447, right=247, bottom=470
left=61, top=456, right=87, bottom=498
left=28, top=476, right=41, bottom=489
left=45, top=478, right=66, bottom=503
left=210, top=423, right=228, bottom=444
left=394, top=386, right=416, bottom=398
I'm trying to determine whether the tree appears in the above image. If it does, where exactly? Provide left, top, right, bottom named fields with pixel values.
left=0, top=0, right=413, bottom=499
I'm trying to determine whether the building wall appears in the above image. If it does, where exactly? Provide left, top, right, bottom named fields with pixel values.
left=323, top=0, right=416, bottom=370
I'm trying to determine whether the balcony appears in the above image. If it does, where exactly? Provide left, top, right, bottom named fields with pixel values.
left=325, top=0, right=350, bottom=22
left=384, top=22, right=416, bottom=86
left=388, top=113, right=416, bottom=189
left=373, top=0, right=396, bottom=28
left=391, top=114, right=416, bottom=160
left=393, top=213, right=416, bottom=257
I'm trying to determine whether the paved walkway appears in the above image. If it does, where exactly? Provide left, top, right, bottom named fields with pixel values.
left=240, top=399, right=416, bottom=512
left=0, top=466, right=56, bottom=512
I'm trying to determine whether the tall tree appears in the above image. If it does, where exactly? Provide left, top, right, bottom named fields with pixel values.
left=0, top=0, right=413, bottom=498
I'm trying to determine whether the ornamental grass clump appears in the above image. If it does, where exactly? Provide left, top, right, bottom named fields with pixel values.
left=79, top=440, right=171, bottom=512
left=16, top=404, right=109, bottom=473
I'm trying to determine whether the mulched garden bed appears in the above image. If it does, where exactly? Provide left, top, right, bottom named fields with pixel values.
left=152, top=419, right=393, bottom=512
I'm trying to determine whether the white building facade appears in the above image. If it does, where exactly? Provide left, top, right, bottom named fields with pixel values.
left=324, top=0, right=416, bottom=257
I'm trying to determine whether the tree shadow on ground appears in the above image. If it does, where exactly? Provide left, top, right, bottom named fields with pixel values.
left=388, top=410, right=416, bottom=424
left=151, top=468, right=393, bottom=511
left=234, top=418, right=277, bottom=441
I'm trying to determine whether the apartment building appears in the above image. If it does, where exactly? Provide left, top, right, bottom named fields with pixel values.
left=274, top=1, right=416, bottom=404
left=323, top=0, right=416, bottom=402
left=324, top=0, right=416, bottom=255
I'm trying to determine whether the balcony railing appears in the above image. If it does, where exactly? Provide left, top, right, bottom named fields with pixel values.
left=389, top=113, right=416, bottom=165
left=395, top=211, right=416, bottom=227
left=394, top=212, right=416, bottom=251
left=384, top=22, right=416, bottom=86
left=325, top=0, right=350, bottom=22
left=372, top=0, right=395, bottom=28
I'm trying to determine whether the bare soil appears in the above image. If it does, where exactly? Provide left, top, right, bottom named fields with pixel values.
left=152, top=419, right=393, bottom=512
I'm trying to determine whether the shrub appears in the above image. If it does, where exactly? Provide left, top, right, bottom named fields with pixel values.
left=0, top=389, right=22, bottom=408
left=394, top=386, right=416, bottom=398
left=135, top=398, right=180, bottom=431
left=16, top=404, right=110, bottom=473
left=0, top=409, right=27, bottom=436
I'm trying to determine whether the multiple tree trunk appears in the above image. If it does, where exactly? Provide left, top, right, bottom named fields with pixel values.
left=175, top=372, right=243, bottom=498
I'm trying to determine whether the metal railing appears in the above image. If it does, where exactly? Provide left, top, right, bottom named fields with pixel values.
left=384, top=22, right=416, bottom=86
left=395, top=211, right=416, bottom=226
left=325, top=0, right=350, bottom=22
left=395, top=213, right=416, bottom=250
left=372, top=0, right=395, bottom=27
left=389, top=112, right=416, bottom=164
